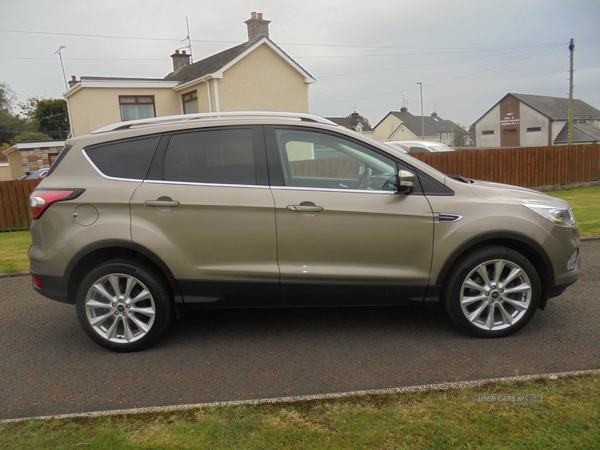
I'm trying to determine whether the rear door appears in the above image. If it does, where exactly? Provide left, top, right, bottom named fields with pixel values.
left=130, top=126, right=279, bottom=305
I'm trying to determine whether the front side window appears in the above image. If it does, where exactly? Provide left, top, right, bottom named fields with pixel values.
left=182, top=91, right=199, bottom=114
left=275, top=129, right=398, bottom=191
left=164, top=128, right=257, bottom=185
left=119, top=96, right=156, bottom=121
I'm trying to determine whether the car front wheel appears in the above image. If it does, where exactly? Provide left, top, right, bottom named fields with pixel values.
left=75, top=260, right=173, bottom=352
left=443, top=246, right=541, bottom=338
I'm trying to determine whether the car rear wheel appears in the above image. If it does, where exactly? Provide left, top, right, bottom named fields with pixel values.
left=75, top=260, right=174, bottom=352
left=443, top=246, right=541, bottom=338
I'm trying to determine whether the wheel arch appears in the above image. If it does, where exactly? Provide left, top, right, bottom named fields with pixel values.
left=64, top=240, right=183, bottom=304
left=436, top=232, right=554, bottom=308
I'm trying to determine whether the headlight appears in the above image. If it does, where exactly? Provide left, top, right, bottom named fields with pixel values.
left=522, top=201, right=576, bottom=227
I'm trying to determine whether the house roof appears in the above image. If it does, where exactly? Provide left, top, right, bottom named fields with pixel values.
left=423, top=113, right=456, bottom=133
left=510, top=93, right=600, bottom=120
left=327, top=115, right=373, bottom=132
left=554, top=122, right=600, bottom=144
left=164, top=36, right=315, bottom=86
left=3, top=140, right=66, bottom=156
left=473, top=93, right=600, bottom=125
left=389, top=110, right=438, bottom=137
left=375, top=109, right=455, bottom=135
left=390, top=121, right=437, bottom=139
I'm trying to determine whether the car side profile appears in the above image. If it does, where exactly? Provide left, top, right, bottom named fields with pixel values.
left=29, top=112, right=580, bottom=351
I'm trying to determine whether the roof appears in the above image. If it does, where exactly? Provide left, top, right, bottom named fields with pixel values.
left=375, top=109, right=456, bottom=135
left=554, top=122, right=600, bottom=144
left=3, top=140, right=66, bottom=156
left=327, top=115, right=374, bottom=132
left=473, top=93, right=600, bottom=125
left=390, top=121, right=437, bottom=139
left=510, top=93, right=600, bottom=120
left=164, top=40, right=257, bottom=83
left=164, top=36, right=315, bottom=86
left=423, top=113, right=456, bottom=133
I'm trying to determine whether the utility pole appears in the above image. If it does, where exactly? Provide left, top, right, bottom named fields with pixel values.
left=417, top=82, right=424, bottom=140
left=568, top=38, right=575, bottom=145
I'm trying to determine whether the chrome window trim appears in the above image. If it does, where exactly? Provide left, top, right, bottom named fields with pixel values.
left=142, top=179, right=270, bottom=189
left=270, top=185, right=395, bottom=195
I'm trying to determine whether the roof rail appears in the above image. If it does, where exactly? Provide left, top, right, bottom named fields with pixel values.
left=92, top=111, right=338, bottom=134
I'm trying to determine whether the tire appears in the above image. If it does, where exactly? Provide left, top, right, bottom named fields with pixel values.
left=442, top=246, right=541, bottom=338
left=75, top=259, right=174, bottom=352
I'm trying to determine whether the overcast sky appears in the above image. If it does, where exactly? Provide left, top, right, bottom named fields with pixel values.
left=1, top=0, right=599, bottom=127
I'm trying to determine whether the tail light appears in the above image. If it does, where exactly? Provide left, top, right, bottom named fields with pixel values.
left=30, top=189, right=85, bottom=219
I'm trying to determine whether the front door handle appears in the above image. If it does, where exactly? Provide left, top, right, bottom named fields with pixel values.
left=145, top=197, right=180, bottom=208
left=287, top=204, right=324, bottom=213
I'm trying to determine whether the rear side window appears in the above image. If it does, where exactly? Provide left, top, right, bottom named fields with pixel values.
left=85, top=136, right=161, bottom=180
left=163, top=128, right=257, bottom=185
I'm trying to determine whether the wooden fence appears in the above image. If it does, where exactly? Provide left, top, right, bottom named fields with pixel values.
left=0, top=144, right=599, bottom=232
left=411, top=144, right=600, bottom=189
left=0, top=179, right=42, bottom=232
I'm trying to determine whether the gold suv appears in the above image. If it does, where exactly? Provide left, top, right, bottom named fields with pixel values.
left=29, top=112, right=580, bottom=351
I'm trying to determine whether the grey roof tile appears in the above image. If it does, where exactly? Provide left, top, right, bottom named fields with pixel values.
left=510, top=93, right=600, bottom=120
left=164, top=37, right=314, bottom=85
left=554, top=122, right=600, bottom=143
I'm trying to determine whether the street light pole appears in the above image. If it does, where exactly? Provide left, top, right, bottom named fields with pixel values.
left=55, top=45, right=68, bottom=91
left=417, top=82, right=424, bottom=140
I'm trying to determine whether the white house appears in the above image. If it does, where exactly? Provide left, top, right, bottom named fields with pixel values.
left=473, top=93, right=600, bottom=147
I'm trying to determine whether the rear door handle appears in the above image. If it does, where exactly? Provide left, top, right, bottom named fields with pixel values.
left=287, top=205, right=324, bottom=213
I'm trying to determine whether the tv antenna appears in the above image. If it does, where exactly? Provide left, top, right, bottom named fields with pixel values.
left=180, top=17, right=193, bottom=63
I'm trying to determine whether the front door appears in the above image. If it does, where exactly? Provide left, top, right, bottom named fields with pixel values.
left=267, top=127, right=435, bottom=305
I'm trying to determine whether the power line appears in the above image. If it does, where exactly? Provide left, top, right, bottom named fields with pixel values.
left=312, top=45, right=564, bottom=106
left=317, top=44, right=564, bottom=79
left=0, top=28, right=567, bottom=52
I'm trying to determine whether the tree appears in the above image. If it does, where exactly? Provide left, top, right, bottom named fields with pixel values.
left=0, top=82, right=32, bottom=145
left=346, top=112, right=371, bottom=128
left=10, top=132, right=51, bottom=145
left=0, top=81, right=17, bottom=113
left=452, top=124, right=467, bottom=147
left=33, top=98, right=70, bottom=140
left=18, top=96, right=45, bottom=122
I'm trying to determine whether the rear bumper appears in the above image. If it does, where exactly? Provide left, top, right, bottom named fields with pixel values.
left=30, top=272, right=73, bottom=304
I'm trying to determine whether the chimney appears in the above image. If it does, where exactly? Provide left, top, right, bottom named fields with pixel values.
left=68, top=75, right=79, bottom=88
left=170, top=49, right=191, bottom=73
left=245, top=11, right=271, bottom=41
left=400, top=106, right=408, bottom=112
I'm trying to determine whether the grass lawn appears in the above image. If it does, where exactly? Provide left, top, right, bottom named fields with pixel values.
left=0, top=230, right=31, bottom=273
left=0, top=374, right=598, bottom=449
left=548, top=185, right=600, bottom=236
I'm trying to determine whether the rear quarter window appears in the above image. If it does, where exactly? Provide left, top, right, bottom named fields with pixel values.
left=84, top=135, right=161, bottom=180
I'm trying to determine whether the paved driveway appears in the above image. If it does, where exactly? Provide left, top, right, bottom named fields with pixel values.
left=1, top=240, right=599, bottom=420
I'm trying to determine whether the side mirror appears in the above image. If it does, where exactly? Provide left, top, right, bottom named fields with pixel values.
left=396, top=170, right=414, bottom=194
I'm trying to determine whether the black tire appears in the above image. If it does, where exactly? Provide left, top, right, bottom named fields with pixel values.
left=442, top=246, right=541, bottom=338
left=75, top=259, right=174, bottom=352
